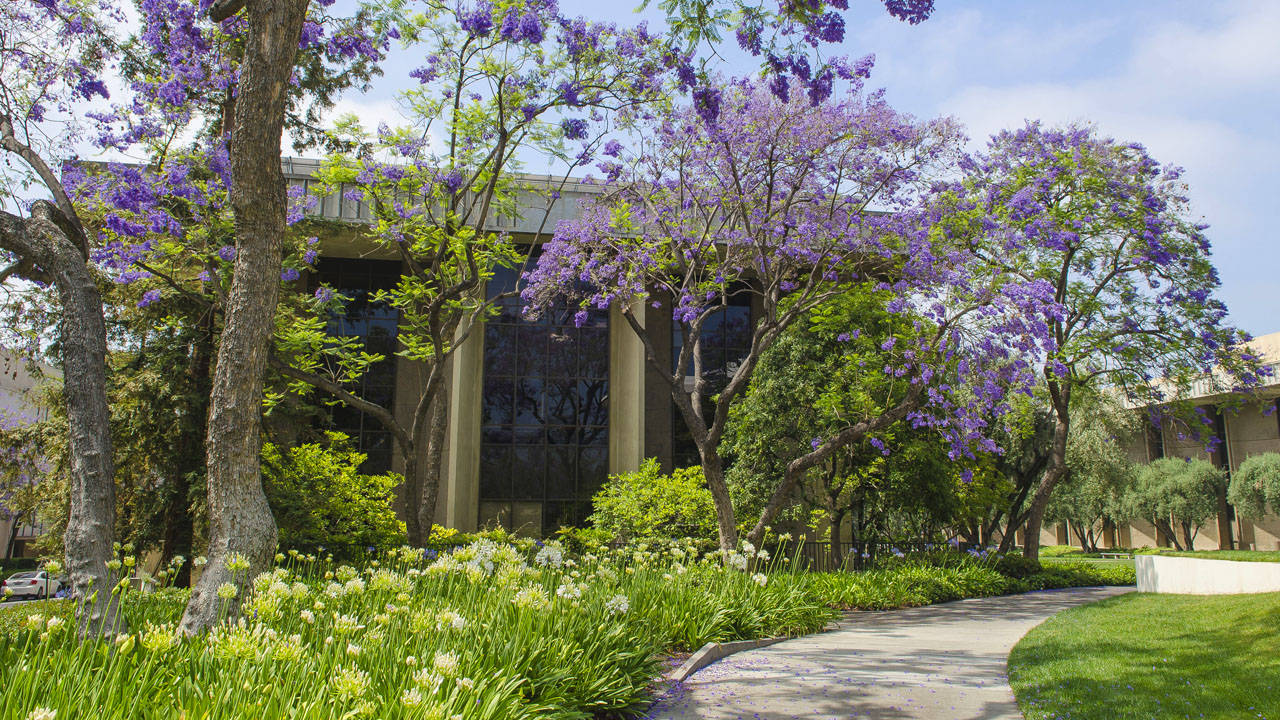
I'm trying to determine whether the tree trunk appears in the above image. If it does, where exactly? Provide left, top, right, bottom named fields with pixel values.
left=401, top=453, right=423, bottom=546
left=417, top=399, right=447, bottom=540
left=0, top=207, right=121, bottom=640
left=828, top=509, right=844, bottom=570
left=53, top=233, right=122, bottom=638
left=1181, top=520, right=1196, bottom=551
left=180, top=0, right=308, bottom=635
left=1022, top=404, right=1071, bottom=562
left=699, top=448, right=740, bottom=554
left=5, top=512, right=22, bottom=560
left=1215, top=488, right=1234, bottom=551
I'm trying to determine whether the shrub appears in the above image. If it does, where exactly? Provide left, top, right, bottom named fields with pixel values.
left=589, top=459, right=718, bottom=544
left=1228, top=452, right=1280, bottom=519
left=261, top=432, right=406, bottom=561
left=994, top=553, right=1043, bottom=579
left=554, top=526, right=614, bottom=555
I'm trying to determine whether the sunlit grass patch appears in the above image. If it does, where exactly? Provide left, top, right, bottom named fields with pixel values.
left=1010, top=592, right=1280, bottom=720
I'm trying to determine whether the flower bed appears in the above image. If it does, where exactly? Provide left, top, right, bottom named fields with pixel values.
left=0, top=541, right=1135, bottom=719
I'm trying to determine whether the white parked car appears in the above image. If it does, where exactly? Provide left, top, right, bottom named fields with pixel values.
left=2, top=570, right=62, bottom=600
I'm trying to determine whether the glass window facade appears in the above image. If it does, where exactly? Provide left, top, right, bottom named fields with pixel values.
left=671, top=295, right=752, bottom=468
left=479, top=252, right=609, bottom=535
left=314, top=258, right=400, bottom=474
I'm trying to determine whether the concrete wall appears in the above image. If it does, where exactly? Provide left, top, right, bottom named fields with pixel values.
left=1136, top=554, right=1280, bottom=594
left=0, top=350, right=57, bottom=559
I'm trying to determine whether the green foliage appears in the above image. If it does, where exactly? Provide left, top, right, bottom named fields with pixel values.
left=804, top=553, right=1133, bottom=611
left=1124, top=457, right=1226, bottom=547
left=1227, top=451, right=1280, bottom=519
left=589, top=459, right=718, bottom=545
left=1046, top=391, right=1140, bottom=550
left=1010, top=592, right=1280, bottom=720
left=723, top=285, right=957, bottom=547
left=552, top=526, right=614, bottom=555
left=993, top=553, right=1043, bottom=580
left=261, top=432, right=406, bottom=560
left=0, top=541, right=831, bottom=719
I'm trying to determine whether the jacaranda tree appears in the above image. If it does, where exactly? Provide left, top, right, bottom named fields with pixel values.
left=523, top=77, right=1056, bottom=553
left=69, top=0, right=394, bottom=632
left=0, top=0, right=126, bottom=638
left=274, top=0, right=674, bottom=544
left=944, top=122, right=1267, bottom=560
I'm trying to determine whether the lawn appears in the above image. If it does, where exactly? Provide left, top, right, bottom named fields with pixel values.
left=1153, top=549, right=1280, bottom=563
left=1010, top=592, right=1280, bottom=720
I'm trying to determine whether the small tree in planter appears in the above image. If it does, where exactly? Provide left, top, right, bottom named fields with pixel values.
left=1125, top=458, right=1226, bottom=551
left=1227, top=452, right=1280, bottom=521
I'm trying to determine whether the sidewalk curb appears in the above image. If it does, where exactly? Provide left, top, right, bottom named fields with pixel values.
left=665, top=636, right=788, bottom=682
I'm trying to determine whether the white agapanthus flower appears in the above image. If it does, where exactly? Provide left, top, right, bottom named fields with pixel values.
left=752, top=573, right=768, bottom=587
left=25, top=708, right=56, bottom=720
left=432, top=651, right=460, bottom=677
left=605, top=594, right=630, bottom=615
left=533, top=543, right=564, bottom=568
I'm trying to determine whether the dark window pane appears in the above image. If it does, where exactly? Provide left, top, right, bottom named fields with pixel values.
left=546, top=425, right=577, bottom=445
left=514, top=378, right=543, bottom=425
left=480, top=447, right=512, bottom=499
left=516, top=327, right=548, bottom=376
left=511, top=445, right=545, bottom=499
left=579, top=328, right=608, bottom=377
left=482, top=377, right=514, bottom=425
left=544, top=381, right=579, bottom=426
left=481, top=426, right=513, bottom=444
left=479, top=501, right=511, bottom=530
left=485, top=325, right=516, bottom=376
left=546, top=447, right=576, bottom=498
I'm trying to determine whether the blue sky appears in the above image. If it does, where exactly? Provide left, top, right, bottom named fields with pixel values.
left=331, top=1, right=1280, bottom=336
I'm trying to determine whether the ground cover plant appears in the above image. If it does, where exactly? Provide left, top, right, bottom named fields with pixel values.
left=0, top=537, right=1135, bottom=719
left=1010, top=592, right=1280, bottom=720
left=0, top=538, right=831, bottom=719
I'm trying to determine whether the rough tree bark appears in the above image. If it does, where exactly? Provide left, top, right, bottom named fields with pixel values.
left=180, top=0, right=309, bottom=635
left=1020, top=382, right=1071, bottom=562
left=0, top=201, right=122, bottom=638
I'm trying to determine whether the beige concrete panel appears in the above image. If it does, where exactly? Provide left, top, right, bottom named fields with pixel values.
left=0, top=516, right=13, bottom=560
left=1127, top=519, right=1160, bottom=549
left=1226, top=403, right=1280, bottom=469
left=609, top=301, right=646, bottom=476
left=1250, top=517, right=1280, bottom=551
left=444, top=315, right=484, bottom=532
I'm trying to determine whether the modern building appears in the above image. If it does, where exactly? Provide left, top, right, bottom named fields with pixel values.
left=1036, top=331, right=1280, bottom=551
left=0, top=349, right=56, bottom=559
left=286, top=159, right=742, bottom=536
left=290, top=157, right=1280, bottom=548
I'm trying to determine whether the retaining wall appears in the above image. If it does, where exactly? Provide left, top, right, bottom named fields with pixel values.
left=1135, top=554, right=1280, bottom=594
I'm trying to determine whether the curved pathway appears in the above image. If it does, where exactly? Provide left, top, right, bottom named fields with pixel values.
left=645, top=586, right=1132, bottom=720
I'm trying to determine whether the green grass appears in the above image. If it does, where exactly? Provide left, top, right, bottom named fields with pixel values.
left=1010, top=592, right=1280, bottom=720
left=0, top=545, right=1137, bottom=719
left=1154, top=549, right=1280, bottom=563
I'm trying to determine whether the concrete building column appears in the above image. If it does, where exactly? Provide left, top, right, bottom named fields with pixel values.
left=444, top=315, right=484, bottom=532
left=609, top=300, right=646, bottom=476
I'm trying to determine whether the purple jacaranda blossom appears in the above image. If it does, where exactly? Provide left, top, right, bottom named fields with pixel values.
left=137, top=289, right=162, bottom=308
left=523, top=76, right=1057, bottom=512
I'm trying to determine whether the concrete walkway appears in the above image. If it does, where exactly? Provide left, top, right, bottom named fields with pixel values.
left=645, top=586, right=1132, bottom=720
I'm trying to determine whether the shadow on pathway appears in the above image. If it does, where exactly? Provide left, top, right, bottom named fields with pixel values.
left=644, top=586, right=1132, bottom=720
